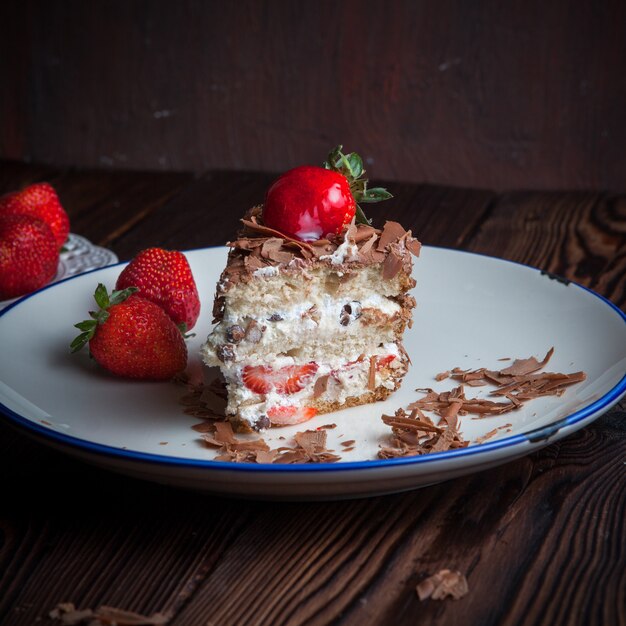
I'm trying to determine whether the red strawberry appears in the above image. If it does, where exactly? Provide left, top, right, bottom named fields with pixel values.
left=242, top=365, right=273, bottom=394
left=242, top=362, right=319, bottom=395
left=262, top=146, right=392, bottom=241
left=0, top=183, right=70, bottom=248
left=267, top=405, right=317, bottom=426
left=0, top=215, right=59, bottom=299
left=71, top=284, right=188, bottom=380
left=116, top=248, right=200, bottom=330
left=274, top=363, right=318, bottom=394
left=376, top=355, right=396, bottom=369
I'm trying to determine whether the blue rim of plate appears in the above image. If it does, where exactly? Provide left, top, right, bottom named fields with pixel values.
left=1, top=246, right=625, bottom=473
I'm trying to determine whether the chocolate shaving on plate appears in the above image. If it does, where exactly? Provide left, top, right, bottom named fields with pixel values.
left=382, top=348, right=587, bottom=458
left=416, top=570, right=469, bottom=601
left=379, top=408, right=468, bottom=459
left=201, top=422, right=341, bottom=464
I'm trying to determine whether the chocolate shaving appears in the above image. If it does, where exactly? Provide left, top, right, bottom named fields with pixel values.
left=391, top=349, right=587, bottom=456
left=203, top=422, right=271, bottom=462
left=49, top=603, right=168, bottom=625
left=313, top=374, right=330, bottom=398
left=274, top=429, right=341, bottom=463
left=243, top=254, right=264, bottom=271
left=382, top=249, right=404, bottom=279
left=377, top=221, right=407, bottom=251
left=475, top=428, right=498, bottom=444
left=499, top=347, right=555, bottom=376
left=416, top=570, right=469, bottom=601
left=358, top=232, right=379, bottom=255
left=201, top=422, right=340, bottom=464
left=179, top=376, right=227, bottom=421
left=406, top=237, right=422, bottom=257
left=445, top=349, right=586, bottom=406
left=379, top=408, right=467, bottom=458
left=353, top=226, right=378, bottom=243
left=241, top=217, right=313, bottom=250
left=368, top=356, right=377, bottom=390
left=408, top=385, right=516, bottom=418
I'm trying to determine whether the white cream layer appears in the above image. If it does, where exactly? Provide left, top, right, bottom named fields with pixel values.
left=203, top=292, right=401, bottom=365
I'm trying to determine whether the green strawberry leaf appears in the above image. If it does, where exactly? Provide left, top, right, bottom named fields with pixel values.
left=74, top=320, right=96, bottom=332
left=109, top=286, right=139, bottom=306
left=359, top=187, right=393, bottom=203
left=347, top=153, right=364, bottom=179
left=324, top=145, right=392, bottom=224
left=324, top=145, right=343, bottom=170
left=337, top=152, right=354, bottom=178
left=94, top=283, right=109, bottom=309
left=177, top=322, right=196, bottom=340
left=70, top=332, right=91, bottom=353
left=355, top=205, right=373, bottom=225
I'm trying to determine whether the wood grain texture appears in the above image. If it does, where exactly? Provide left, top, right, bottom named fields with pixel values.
left=467, top=192, right=626, bottom=309
left=0, top=164, right=624, bottom=626
left=1, top=416, right=622, bottom=626
left=2, top=0, right=626, bottom=191
left=110, top=174, right=496, bottom=259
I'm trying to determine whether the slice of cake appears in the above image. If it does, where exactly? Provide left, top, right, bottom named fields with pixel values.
left=201, top=147, right=421, bottom=431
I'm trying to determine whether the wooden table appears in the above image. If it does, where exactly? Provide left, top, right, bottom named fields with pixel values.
left=0, top=160, right=624, bottom=626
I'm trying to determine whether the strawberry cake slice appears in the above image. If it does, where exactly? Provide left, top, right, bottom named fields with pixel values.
left=201, top=147, right=420, bottom=431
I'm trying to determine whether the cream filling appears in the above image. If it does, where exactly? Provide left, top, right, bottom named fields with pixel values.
left=202, top=292, right=402, bottom=366
left=224, top=342, right=403, bottom=426
left=319, top=237, right=359, bottom=265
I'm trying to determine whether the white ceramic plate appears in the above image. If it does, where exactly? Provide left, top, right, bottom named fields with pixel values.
left=0, top=247, right=624, bottom=500
left=0, top=233, right=118, bottom=311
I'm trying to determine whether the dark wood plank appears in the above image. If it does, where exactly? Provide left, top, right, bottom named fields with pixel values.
left=0, top=160, right=196, bottom=255
left=0, top=160, right=61, bottom=193
left=466, top=191, right=626, bottom=308
left=109, top=171, right=275, bottom=258
left=2, top=414, right=622, bottom=626
left=3, top=1, right=626, bottom=191
left=51, top=169, right=196, bottom=252
left=111, top=175, right=495, bottom=258
left=0, top=420, right=258, bottom=625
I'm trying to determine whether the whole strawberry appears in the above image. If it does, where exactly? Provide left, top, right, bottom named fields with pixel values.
left=0, top=215, right=59, bottom=299
left=263, top=145, right=392, bottom=241
left=0, top=182, right=70, bottom=248
left=116, top=248, right=200, bottom=330
left=71, top=284, right=188, bottom=380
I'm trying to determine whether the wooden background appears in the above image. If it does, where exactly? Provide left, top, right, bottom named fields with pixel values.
left=2, top=0, right=626, bottom=191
